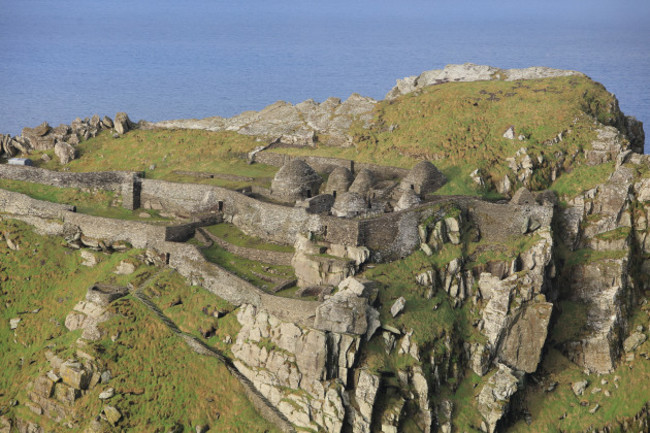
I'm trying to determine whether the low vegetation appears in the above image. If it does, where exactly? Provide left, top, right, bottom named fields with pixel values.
left=0, top=219, right=278, bottom=432
left=205, top=223, right=294, bottom=253
left=198, top=242, right=295, bottom=290
left=30, top=129, right=278, bottom=190
left=0, top=179, right=169, bottom=221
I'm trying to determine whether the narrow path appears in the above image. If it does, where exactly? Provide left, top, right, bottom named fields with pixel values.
left=131, top=270, right=295, bottom=433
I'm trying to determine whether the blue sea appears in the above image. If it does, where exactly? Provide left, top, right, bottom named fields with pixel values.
left=0, top=0, right=648, bottom=148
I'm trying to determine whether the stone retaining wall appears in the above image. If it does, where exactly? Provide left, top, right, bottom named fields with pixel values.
left=0, top=164, right=137, bottom=191
left=467, top=200, right=553, bottom=241
left=0, top=191, right=319, bottom=327
left=200, top=229, right=294, bottom=267
left=0, top=188, right=74, bottom=219
left=0, top=164, right=142, bottom=209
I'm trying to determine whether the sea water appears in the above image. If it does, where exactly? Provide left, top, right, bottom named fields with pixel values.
left=0, top=0, right=648, bottom=148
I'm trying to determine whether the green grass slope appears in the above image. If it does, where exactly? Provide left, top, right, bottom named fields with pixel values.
left=0, top=218, right=278, bottom=432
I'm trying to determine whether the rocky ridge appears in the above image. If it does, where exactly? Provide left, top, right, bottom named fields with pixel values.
left=0, top=112, right=134, bottom=164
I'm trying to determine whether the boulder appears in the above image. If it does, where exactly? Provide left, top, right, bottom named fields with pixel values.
left=477, top=364, right=521, bottom=433
left=54, top=141, right=76, bottom=164
left=314, top=289, right=369, bottom=335
left=390, top=297, right=406, bottom=318
left=623, top=332, right=647, bottom=352
left=9, top=318, right=20, bottom=330
left=80, top=250, right=98, bottom=267
left=497, top=301, right=553, bottom=373
left=102, top=116, right=114, bottom=129
left=55, top=383, right=80, bottom=405
left=60, top=360, right=91, bottom=390
left=33, top=376, right=55, bottom=398
left=572, top=380, right=588, bottom=396
left=103, top=405, right=122, bottom=426
left=114, top=261, right=135, bottom=275
left=98, top=388, right=115, bottom=400
left=114, top=112, right=133, bottom=135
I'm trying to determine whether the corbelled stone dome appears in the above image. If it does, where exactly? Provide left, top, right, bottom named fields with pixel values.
left=399, top=160, right=446, bottom=196
left=331, top=191, right=368, bottom=218
left=325, top=166, right=354, bottom=196
left=395, top=188, right=422, bottom=211
left=348, top=169, right=375, bottom=195
left=271, top=159, right=323, bottom=203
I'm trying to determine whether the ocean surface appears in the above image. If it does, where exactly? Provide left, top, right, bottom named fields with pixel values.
left=0, top=0, right=648, bottom=148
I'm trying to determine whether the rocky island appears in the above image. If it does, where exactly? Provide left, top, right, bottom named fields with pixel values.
left=0, top=64, right=648, bottom=433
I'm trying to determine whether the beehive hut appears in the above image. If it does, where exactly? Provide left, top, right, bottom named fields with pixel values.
left=349, top=169, right=375, bottom=195
left=331, top=192, right=369, bottom=218
left=399, top=161, right=446, bottom=197
left=510, top=187, right=535, bottom=205
left=394, top=188, right=422, bottom=211
left=271, top=159, right=323, bottom=203
left=324, top=166, right=354, bottom=197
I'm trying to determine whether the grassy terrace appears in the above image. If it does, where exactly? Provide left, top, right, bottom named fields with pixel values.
left=205, top=223, right=294, bottom=253
left=273, top=75, right=617, bottom=197
left=29, top=129, right=279, bottom=190
left=0, top=178, right=171, bottom=222
left=195, top=240, right=295, bottom=291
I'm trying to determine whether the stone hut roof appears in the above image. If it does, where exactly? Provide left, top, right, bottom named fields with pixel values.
left=395, top=188, right=422, bottom=211
left=510, top=187, right=535, bottom=205
left=400, top=161, right=446, bottom=196
left=271, top=159, right=323, bottom=202
left=324, top=166, right=354, bottom=196
left=331, top=192, right=369, bottom=218
left=349, top=169, right=375, bottom=194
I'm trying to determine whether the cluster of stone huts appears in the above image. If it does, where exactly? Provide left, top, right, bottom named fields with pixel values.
left=269, top=158, right=447, bottom=218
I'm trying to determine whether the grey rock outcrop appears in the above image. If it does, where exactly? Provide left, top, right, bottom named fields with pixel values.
left=64, top=284, right=128, bottom=341
left=314, top=277, right=379, bottom=336
left=349, top=370, right=381, bottom=433
left=54, top=141, right=76, bottom=164
left=114, top=112, right=133, bottom=135
left=386, top=63, right=583, bottom=99
left=477, top=364, right=522, bottom=433
left=0, top=113, right=130, bottom=158
left=155, top=94, right=377, bottom=147
left=561, top=165, right=635, bottom=373
left=232, top=304, right=359, bottom=432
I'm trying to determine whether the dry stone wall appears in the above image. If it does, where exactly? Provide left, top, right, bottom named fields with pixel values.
left=0, top=190, right=319, bottom=327
left=0, top=164, right=137, bottom=192
left=0, top=189, right=74, bottom=219
left=201, top=229, right=293, bottom=266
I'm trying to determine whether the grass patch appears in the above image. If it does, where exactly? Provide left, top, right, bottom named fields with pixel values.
left=139, top=269, right=241, bottom=356
left=0, top=218, right=278, bottom=432
left=205, top=223, right=294, bottom=253
left=0, top=179, right=170, bottom=221
left=550, top=161, right=615, bottom=201
left=362, top=248, right=479, bottom=347
left=275, top=76, right=615, bottom=197
left=199, top=243, right=295, bottom=290
left=508, top=345, right=650, bottom=433
left=95, top=296, right=277, bottom=432
left=562, top=248, right=628, bottom=268
left=30, top=129, right=279, bottom=190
